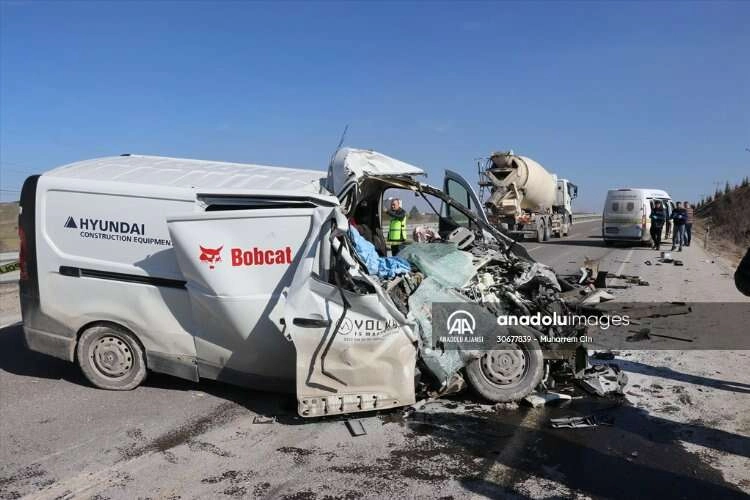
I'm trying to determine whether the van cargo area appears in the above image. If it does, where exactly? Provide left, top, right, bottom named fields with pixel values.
left=19, top=148, right=600, bottom=417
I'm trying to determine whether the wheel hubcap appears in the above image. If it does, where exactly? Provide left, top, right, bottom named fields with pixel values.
left=91, top=335, right=133, bottom=378
left=480, top=347, right=527, bottom=386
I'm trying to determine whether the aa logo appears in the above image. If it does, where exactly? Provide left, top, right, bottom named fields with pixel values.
left=446, top=310, right=476, bottom=335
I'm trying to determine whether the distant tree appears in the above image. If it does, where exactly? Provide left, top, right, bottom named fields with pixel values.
left=706, top=194, right=713, bottom=204
left=742, top=176, right=750, bottom=188
left=725, top=181, right=731, bottom=195
left=408, top=206, right=420, bottom=219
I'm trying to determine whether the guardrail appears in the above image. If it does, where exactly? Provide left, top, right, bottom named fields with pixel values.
left=572, top=214, right=602, bottom=223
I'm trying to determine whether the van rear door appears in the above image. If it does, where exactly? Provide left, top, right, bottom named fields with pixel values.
left=603, top=191, right=644, bottom=240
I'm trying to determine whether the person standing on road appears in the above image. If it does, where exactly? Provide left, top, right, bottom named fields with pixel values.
left=684, top=201, right=694, bottom=246
left=386, top=198, right=407, bottom=256
left=664, top=201, right=672, bottom=239
left=649, top=200, right=666, bottom=250
left=671, top=201, right=687, bottom=251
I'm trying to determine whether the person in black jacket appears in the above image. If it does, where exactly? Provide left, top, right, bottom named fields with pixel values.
left=649, top=200, right=666, bottom=250
left=736, top=247, right=750, bottom=296
left=671, top=202, right=687, bottom=251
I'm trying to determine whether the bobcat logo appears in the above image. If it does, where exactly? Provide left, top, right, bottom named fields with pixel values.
left=199, top=245, right=223, bottom=269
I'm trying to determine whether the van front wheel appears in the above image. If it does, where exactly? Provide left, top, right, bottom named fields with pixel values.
left=465, top=339, right=543, bottom=402
left=77, top=325, right=147, bottom=390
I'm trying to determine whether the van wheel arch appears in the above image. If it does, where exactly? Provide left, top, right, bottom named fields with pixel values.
left=75, top=321, right=148, bottom=390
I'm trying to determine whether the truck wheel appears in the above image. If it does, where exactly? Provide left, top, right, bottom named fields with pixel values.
left=77, top=325, right=147, bottom=390
left=536, top=224, right=545, bottom=243
left=543, top=223, right=551, bottom=241
left=465, top=339, right=544, bottom=403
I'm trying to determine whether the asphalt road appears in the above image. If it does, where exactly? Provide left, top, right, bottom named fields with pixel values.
left=1, top=219, right=748, bottom=499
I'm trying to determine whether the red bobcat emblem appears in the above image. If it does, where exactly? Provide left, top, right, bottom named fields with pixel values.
left=199, top=245, right=223, bottom=269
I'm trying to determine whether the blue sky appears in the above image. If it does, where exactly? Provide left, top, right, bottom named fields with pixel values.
left=1, top=1, right=748, bottom=210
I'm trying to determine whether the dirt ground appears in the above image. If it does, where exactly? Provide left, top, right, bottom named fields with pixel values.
left=0, top=283, right=19, bottom=325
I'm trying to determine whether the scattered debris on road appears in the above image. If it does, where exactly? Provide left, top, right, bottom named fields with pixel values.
left=576, top=364, right=627, bottom=396
left=253, top=416, right=276, bottom=424
left=550, top=414, right=614, bottom=429
left=345, top=419, right=367, bottom=437
left=523, top=391, right=572, bottom=408
left=627, top=328, right=651, bottom=342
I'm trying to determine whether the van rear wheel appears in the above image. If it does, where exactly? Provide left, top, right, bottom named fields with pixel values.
left=77, top=325, right=147, bottom=390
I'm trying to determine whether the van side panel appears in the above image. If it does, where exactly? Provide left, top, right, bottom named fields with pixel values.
left=167, top=208, right=317, bottom=388
left=27, top=177, right=199, bottom=380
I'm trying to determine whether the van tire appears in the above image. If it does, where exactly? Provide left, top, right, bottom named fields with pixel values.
left=77, top=325, right=147, bottom=390
left=465, top=339, right=544, bottom=403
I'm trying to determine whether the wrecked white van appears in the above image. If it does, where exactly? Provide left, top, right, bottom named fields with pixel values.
left=20, top=148, right=585, bottom=417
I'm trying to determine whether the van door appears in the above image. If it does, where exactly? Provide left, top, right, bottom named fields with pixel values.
left=282, top=212, right=417, bottom=417
left=166, top=205, right=330, bottom=389
left=443, top=169, right=490, bottom=225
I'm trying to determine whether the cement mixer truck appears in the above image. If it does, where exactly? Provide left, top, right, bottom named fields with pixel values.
left=479, top=151, right=578, bottom=242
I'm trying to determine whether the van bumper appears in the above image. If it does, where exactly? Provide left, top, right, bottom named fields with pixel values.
left=23, top=325, right=76, bottom=362
left=603, top=235, right=647, bottom=241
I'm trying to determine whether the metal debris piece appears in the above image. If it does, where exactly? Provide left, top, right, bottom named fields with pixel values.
left=652, top=333, right=692, bottom=342
left=252, top=415, right=276, bottom=424
left=582, top=289, right=615, bottom=305
left=644, top=260, right=652, bottom=266
left=674, top=260, right=684, bottom=266
left=627, top=328, right=651, bottom=342
left=345, top=419, right=367, bottom=437
left=523, top=391, right=572, bottom=408
left=592, top=351, right=615, bottom=360
left=550, top=414, right=614, bottom=429
left=618, top=303, right=692, bottom=320
left=576, top=364, right=628, bottom=396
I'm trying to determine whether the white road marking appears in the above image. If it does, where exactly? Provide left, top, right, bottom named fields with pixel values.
left=527, top=245, right=543, bottom=252
left=616, top=248, right=634, bottom=276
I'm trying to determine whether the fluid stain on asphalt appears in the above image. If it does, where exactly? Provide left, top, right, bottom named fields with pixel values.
left=276, top=447, right=315, bottom=465
left=377, top=397, right=748, bottom=499
left=118, top=402, right=243, bottom=460
left=0, top=463, right=55, bottom=499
